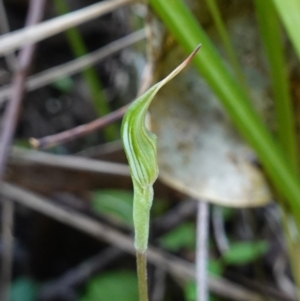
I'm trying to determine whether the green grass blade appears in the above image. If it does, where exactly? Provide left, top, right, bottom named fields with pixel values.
left=271, top=0, right=300, bottom=61
left=254, top=0, right=298, bottom=171
left=149, top=0, right=300, bottom=223
left=53, top=0, right=118, bottom=140
left=204, top=0, right=247, bottom=90
left=255, top=0, right=300, bottom=289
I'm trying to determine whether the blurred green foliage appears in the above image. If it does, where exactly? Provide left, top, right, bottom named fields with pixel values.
left=91, top=189, right=134, bottom=226
left=10, top=277, right=38, bottom=301
left=223, top=241, right=269, bottom=265
left=79, top=271, right=138, bottom=301
left=159, top=222, right=196, bottom=252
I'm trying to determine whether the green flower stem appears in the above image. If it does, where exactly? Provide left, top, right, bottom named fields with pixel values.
left=133, top=184, right=153, bottom=252
left=137, top=252, right=149, bottom=301
left=149, top=0, right=300, bottom=227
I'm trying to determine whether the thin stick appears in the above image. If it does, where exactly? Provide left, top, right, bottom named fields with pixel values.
left=212, top=205, right=229, bottom=254
left=0, top=182, right=275, bottom=301
left=38, top=246, right=122, bottom=300
left=196, top=201, right=209, bottom=301
left=10, top=147, right=130, bottom=176
left=137, top=252, right=149, bottom=301
left=0, top=30, right=146, bottom=104
left=0, top=199, right=14, bottom=301
left=0, top=0, right=132, bottom=56
left=29, top=104, right=128, bottom=149
left=29, top=58, right=153, bottom=149
left=151, top=268, right=166, bottom=301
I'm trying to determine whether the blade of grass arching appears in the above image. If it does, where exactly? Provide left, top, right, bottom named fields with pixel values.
left=53, top=0, right=118, bottom=141
left=254, top=0, right=300, bottom=292
left=254, top=0, right=298, bottom=171
left=149, top=0, right=300, bottom=226
left=204, top=0, right=248, bottom=93
left=270, top=0, right=300, bottom=62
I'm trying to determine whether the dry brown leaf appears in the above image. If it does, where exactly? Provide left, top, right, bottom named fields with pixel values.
left=149, top=9, right=273, bottom=207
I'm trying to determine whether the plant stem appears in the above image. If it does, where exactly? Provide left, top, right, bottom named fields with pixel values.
left=137, top=251, right=149, bottom=301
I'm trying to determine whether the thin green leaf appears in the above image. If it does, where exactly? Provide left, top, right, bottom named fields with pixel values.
left=255, top=1, right=300, bottom=289
left=270, top=0, right=300, bottom=62
left=223, top=241, right=268, bottom=265
left=10, top=278, right=38, bottom=301
left=254, top=0, right=298, bottom=170
left=79, top=271, right=138, bottom=301
left=159, top=222, right=196, bottom=252
left=52, top=76, right=74, bottom=93
left=204, top=0, right=247, bottom=90
left=91, top=189, right=134, bottom=226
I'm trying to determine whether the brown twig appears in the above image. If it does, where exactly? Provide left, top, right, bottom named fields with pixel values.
left=30, top=105, right=129, bottom=149
left=38, top=246, right=123, bottom=300
left=10, top=146, right=130, bottom=176
left=30, top=59, right=155, bottom=150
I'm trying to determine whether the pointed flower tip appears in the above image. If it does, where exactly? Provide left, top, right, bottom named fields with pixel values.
left=185, top=44, right=201, bottom=65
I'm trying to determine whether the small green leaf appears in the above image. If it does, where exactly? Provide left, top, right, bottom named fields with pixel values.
left=208, top=259, right=223, bottom=276
left=159, top=222, right=195, bottom=252
left=52, top=76, right=74, bottom=93
left=10, top=277, right=38, bottom=301
left=184, top=281, right=196, bottom=301
left=184, top=281, right=220, bottom=301
left=91, top=189, right=133, bottom=226
left=223, top=241, right=269, bottom=265
left=80, top=271, right=138, bottom=301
